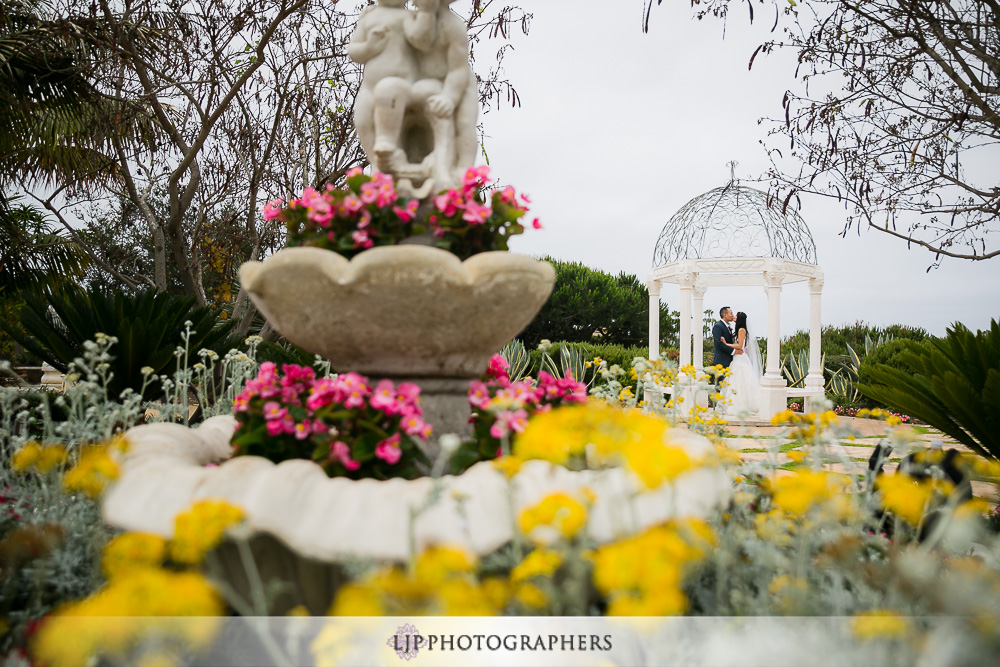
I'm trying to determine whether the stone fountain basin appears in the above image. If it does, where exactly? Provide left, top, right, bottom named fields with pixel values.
left=103, top=416, right=732, bottom=563
left=239, top=246, right=555, bottom=379
left=103, top=417, right=734, bottom=615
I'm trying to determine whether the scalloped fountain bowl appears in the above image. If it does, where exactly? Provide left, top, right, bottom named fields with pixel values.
left=240, top=245, right=554, bottom=378
left=103, top=416, right=733, bottom=614
left=240, top=246, right=556, bottom=441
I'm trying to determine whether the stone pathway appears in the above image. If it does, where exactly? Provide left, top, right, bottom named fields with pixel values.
left=710, top=416, right=1000, bottom=505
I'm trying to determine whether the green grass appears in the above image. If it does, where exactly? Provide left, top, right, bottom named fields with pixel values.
left=740, top=448, right=766, bottom=453
left=912, top=426, right=932, bottom=435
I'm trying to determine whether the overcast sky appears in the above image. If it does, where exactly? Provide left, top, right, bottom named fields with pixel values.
left=477, top=1, right=998, bottom=337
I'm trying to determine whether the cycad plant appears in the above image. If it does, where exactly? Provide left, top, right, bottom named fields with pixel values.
left=858, top=319, right=1000, bottom=461
left=7, top=285, right=236, bottom=399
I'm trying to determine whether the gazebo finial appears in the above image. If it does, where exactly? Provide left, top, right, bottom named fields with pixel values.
left=727, top=160, right=738, bottom=184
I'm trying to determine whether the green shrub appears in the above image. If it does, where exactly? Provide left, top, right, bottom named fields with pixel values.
left=7, top=285, right=237, bottom=400
left=856, top=339, right=928, bottom=408
left=518, top=259, right=678, bottom=349
left=858, top=319, right=1000, bottom=462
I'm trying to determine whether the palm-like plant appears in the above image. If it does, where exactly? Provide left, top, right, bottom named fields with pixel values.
left=0, top=0, right=158, bottom=186
left=0, top=195, right=87, bottom=293
left=857, top=320, right=1000, bottom=461
left=7, top=285, right=237, bottom=399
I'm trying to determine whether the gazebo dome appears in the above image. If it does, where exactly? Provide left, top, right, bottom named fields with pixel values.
left=652, top=183, right=818, bottom=267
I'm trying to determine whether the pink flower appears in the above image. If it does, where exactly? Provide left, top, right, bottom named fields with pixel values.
left=401, top=414, right=429, bottom=439
left=293, top=420, right=312, bottom=440
left=233, top=393, right=250, bottom=412
left=532, top=218, right=542, bottom=230
left=263, top=401, right=287, bottom=421
left=262, top=198, right=284, bottom=221
left=462, top=165, right=491, bottom=189
left=370, top=379, right=397, bottom=412
left=394, top=382, right=422, bottom=415
left=346, top=167, right=364, bottom=178
left=375, top=433, right=402, bottom=464
left=330, top=441, right=360, bottom=471
left=266, top=416, right=294, bottom=436
left=495, top=186, right=517, bottom=205
left=352, top=229, right=374, bottom=249
left=462, top=201, right=492, bottom=225
left=468, top=380, right=490, bottom=408
left=392, top=200, right=419, bottom=223
left=343, top=195, right=363, bottom=214
left=486, top=354, right=509, bottom=381
left=433, top=191, right=464, bottom=217
left=359, top=181, right=379, bottom=204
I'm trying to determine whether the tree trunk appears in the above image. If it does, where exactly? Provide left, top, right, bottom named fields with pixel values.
left=151, top=226, right=167, bottom=292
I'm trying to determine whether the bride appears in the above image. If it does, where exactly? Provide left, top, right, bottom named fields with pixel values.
left=719, top=311, right=763, bottom=417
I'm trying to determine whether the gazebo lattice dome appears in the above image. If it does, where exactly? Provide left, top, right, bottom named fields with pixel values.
left=652, top=183, right=818, bottom=266
left=645, top=177, right=826, bottom=420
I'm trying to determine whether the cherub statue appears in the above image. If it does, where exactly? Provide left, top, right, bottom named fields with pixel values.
left=348, top=0, right=478, bottom=197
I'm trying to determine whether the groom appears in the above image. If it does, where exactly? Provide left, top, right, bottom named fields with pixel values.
left=712, top=306, right=739, bottom=369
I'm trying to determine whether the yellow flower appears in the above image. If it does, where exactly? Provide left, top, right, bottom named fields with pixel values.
left=11, top=442, right=42, bottom=472
left=169, top=500, right=244, bottom=565
left=606, top=587, right=687, bottom=616
left=286, top=605, right=310, bottom=617
left=513, top=583, right=547, bottom=609
left=481, top=577, right=511, bottom=610
left=373, top=567, right=432, bottom=602
left=785, top=450, right=807, bottom=463
left=876, top=476, right=951, bottom=526
left=519, top=493, right=588, bottom=540
left=12, top=442, right=69, bottom=474
left=755, top=509, right=795, bottom=547
left=769, top=471, right=849, bottom=516
left=102, top=533, right=167, bottom=579
left=623, top=442, right=692, bottom=489
left=771, top=410, right=795, bottom=425
left=510, top=549, right=563, bottom=584
left=768, top=574, right=808, bottom=596
left=437, top=579, right=499, bottom=615
left=851, top=610, right=910, bottom=640
left=591, top=522, right=712, bottom=599
left=414, top=545, right=475, bottom=586
left=62, top=445, right=120, bottom=498
left=492, top=455, right=523, bottom=478
left=330, top=582, right=383, bottom=616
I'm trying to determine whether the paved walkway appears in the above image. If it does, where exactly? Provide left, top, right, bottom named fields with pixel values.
left=712, top=416, right=999, bottom=505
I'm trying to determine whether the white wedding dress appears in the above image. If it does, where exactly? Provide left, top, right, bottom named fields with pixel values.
left=724, top=327, right=763, bottom=417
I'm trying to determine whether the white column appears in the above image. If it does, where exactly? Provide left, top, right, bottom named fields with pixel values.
left=805, top=275, right=825, bottom=392
left=760, top=263, right=788, bottom=419
left=647, top=280, right=661, bottom=361
left=764, top=280, right=782, bottom=380
left=692, top=283, right=708, bottom=373
left=678, top=272, right=694, bottom=367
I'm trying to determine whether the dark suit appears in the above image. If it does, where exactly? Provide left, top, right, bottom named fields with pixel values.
left=712, top=321, right=735, bottom=368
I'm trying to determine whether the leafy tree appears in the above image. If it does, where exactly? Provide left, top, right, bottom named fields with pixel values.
left=645, top=0, right=1000, bottom=262
left=15, top=0, right=533, bottom=339
left=517, top=258, right=678, bottom=350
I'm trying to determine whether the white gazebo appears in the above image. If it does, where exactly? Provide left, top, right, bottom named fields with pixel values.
left=647, top=179, right=825, bottom=418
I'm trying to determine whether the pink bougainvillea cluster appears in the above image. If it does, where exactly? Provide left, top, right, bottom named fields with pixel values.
left=450, top=355, right=588, bottom=473
left=264, top=166, right=538, bottom=261
left=231, top=362, right=431, bottom=479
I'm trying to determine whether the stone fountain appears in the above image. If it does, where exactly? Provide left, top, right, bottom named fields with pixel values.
left=101, top=0, right=731, bottom=614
